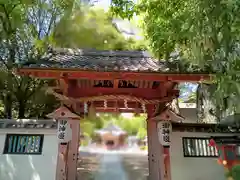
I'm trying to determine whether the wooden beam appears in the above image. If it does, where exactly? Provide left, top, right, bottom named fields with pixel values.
left=113, top=79, right=119, bottom=89
left=17, top=68, right=210, bottom=82
left=58, top=78, right=68, bottom=95
left=162, top=81, right=174, bottom=90
left=46, top=87, right=177, bottom=105
left=68, top=87, right=179, bottom=100
left=79, top=101, right=142, bottom=109
left=80, top=108, right=144, bottom=113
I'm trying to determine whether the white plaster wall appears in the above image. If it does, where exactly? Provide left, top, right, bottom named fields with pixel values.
left=170, top=131, right=228, bottom=180
left=179, top=108, right=198, bottom=123
left=0, top=129, right=58, bottom=180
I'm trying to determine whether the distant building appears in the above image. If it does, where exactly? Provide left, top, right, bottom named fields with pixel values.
left=94, top=122, right=127, bottom=150
left=127, top=136, right=140, bottom=147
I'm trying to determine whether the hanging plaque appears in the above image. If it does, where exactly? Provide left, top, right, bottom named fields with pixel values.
left=57, top=120, right=72, bottom=143
left=157, top=121, right=172, bottom=146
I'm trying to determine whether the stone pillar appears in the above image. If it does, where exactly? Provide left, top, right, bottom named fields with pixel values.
left=146, top=105, right=165, bottom=180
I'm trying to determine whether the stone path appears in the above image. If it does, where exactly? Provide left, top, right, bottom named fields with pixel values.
left=122, top=154, right=149, bottom=180
left=95, top=154, right=129, bottom=180
left=77, top=152, right=148, bottom=180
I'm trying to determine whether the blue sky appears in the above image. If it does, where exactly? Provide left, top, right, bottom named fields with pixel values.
left=92, top=0, right=111, bottom=8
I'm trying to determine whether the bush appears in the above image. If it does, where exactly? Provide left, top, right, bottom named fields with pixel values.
left=231, top=165, right=240, bottom=180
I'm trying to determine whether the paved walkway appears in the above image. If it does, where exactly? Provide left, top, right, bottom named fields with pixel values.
left=77, top=152, right=148, bottom=180
left=95, top=154, right=129, bottom=180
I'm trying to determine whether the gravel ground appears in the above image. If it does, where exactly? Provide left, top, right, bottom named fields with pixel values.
left=77, top=151, right=149, bottom=180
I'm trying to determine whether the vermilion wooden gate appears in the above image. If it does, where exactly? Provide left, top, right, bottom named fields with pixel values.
left=17, top=48, right=209, bottom=180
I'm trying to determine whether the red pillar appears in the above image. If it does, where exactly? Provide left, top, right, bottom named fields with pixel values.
left=146, top=104, right=165, bottom=180
left=164, top=147, right=171, bottom=180
left=56, top=143, right=68, bottom=180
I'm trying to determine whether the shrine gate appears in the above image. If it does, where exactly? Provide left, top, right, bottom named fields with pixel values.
left=17, top=48, right=209, bottom=180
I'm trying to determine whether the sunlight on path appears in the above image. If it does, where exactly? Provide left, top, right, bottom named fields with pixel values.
left=94, top=154, right=129, bottom=180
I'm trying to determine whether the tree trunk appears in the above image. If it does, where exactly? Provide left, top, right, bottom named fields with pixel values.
left=196, top=83, right=217, bottom=123
left=170, top=98, right=180, bottom=115
left=4, top=92, right=12, bottom=119
left=4, top=36, right=16, bottom=119
left=18, top=101, right=26, bottom=119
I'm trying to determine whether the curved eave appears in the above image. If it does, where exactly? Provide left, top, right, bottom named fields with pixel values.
left=95, top=131, right=127, bottom=136
left=17, top=68, right=211, bottom=82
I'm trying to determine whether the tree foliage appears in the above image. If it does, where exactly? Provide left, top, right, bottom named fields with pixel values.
left=81, top=113, right=147, bottom=140
left=53, top=7, right=147, bottom=50
left=111, top=0, right=240, bottom=117
left=0, top=0, right=147, bottom=123
left=0, top=0, right=71, bottom=118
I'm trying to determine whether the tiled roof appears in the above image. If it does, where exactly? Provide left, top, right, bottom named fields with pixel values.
left=95, top=122, right=126, bottom=135
left=102, top=122, right=124, bottom=132
left=22, top=48, right=173, bottom=72
left=0, top=119, right=57, bottom=129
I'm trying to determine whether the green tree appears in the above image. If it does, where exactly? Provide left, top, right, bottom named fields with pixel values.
left=0, top=0, right=147, bottom=119
left=81, top=113, right=147, bottom=139
left=110, top=0, right=240, bottom=120
left=0, top=0, right=76, bottom=118
left=53, top=7, right=147, bottom=50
